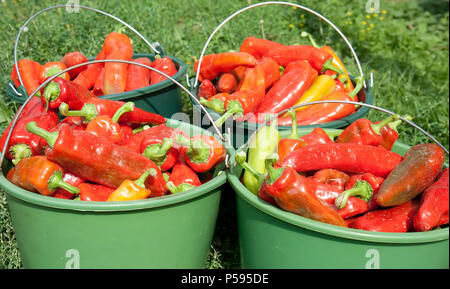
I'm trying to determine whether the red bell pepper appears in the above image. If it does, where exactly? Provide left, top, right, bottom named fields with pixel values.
left=376, top=143, right=445, bottom=207
left=281, top=143, right=403, bottom=178
left=198, top=79, right=216, bottom=99
left=61, top=51, right=89, bottom=80
left=79, top=183, right=115, bottom=202
left=194, top=52, right=258, bottom=81
left=11, top=59, right=42, bottom=96
left=125, top=57, right=152, bottom=91
left=38, top=61, right=70, bottom=83
left=40, top=77, right=96, bottom=110
left=73, top=48, right=105, bottom=90
left=264, top=154, right=347, bottom=227
left=413, top=168, right=449, bottom=231
left=239, top=36, right=284, bottom=59
left=176, top=134, right=225, bottom=173
left=150, top=56, right=178, bottom=85
left=166, top=162, right=202, bottom=194
left=347, top=201, right=420, bottom=233
left=141, top=135, right=178, bottom=171
left=216, top=72, right=238, bottom=93
left=103, top=32, right=133, bottom=95
left=26, top=122, right=167, bottom=196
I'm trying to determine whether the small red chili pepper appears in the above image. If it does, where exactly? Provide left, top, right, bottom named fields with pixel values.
left=413, top=168, right=449, bottom=232
left=150, top=55, right=178, bottom=85
left=239, top=36, right=285, bottom=59
left=281, top=143, right=403, bottom=178
left=7, top=156, right=79, bottom=196
left=194, top=52, right=258, bottom=81
left=61, top=51, right=89, bottom=80
left=376, top=143, right=445, bottom=207
left=347, top=201, right=420, bottom=233
left=38, top=61, right=70, bottom=83
left=26, top=122, right=167, bottom=196
left=336, top=115, right=401, bottom=146
left=84, top=102, right=135, bottom=144
left=141, top=136, right=178, bottom=171
left=312, top=169, right=350, bottom=192
left=125, top=57, right=152, bottom=91
left=378, top=117, right=411, bottom=151
left=198, top=79, right=216, bottom=99
left=175, top=134, right=226, bottom=173
left=92, top=67, right=105, bottom=96
left=79, top=183, right=115, bottom=202
left=107, top=169, right=156, bottom=201
left=264, top=154, right=347, bottom=227
left=11, top=59, right=42, bottom=96
left=254, top=60, right=318, bottom=116
left=73, top=48, right=105, bottom=90
left=59, top=97, right=165, bottom=125
left=166, top=162, right=202, bottom=194
left=216, top=72, right=238, bottom=93
left=40, top=77, right=96, bottom=111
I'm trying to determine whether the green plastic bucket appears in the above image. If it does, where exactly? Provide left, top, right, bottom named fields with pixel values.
left=189, top=77, right=373, bottom=148
left=0, top=118, right=228, bottom=269
left=6, top=52, right=187, bottom=119
left=227, top=128, right=449, bottom=269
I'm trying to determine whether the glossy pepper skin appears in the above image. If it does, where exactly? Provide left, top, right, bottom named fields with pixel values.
left=150, top=56, right=178, bottom=85
left=413, top=168, right=449, bottom=231
left=141, top=136, right=178, bottom=171
left=176, top=134, right=225, bottom=173
left=79, top=183, right=115, bottom=202
left=125, top=57, right=152, bottom=91
left=7, top=156, right=79, bottom=196
left=198, top=79, right=216, bottom=99
left=281, top=143, right=403, bottom=178
left=121, top=123, right=174, bottom=153
left=255, top=61, right=318, bottom=116
left=312, top=169, right=350, bottom=191
left=38, top=61, right=70, bottom=83
left=216, top=72, right=238, bottom=93
left=239, top=36, right=284, bottom=59
left=254, top=57, right=280, bottom=90
left=379, top=119, right=405, bottom=151
left=347, top=201, right=420, bottom=233
left=345, top=173, right=384, bottom=212
left=26, top=122, right=167, bottom=196
left=264, top=155, right=347, bottom=227
left=61, top=51, right=89, bottom=80
left=73, top=48, right=105, bottom=90
left=11, top=59, right=42, bottom=96
left=107, top=169, right=156, bottom=201
left=166, top=162, right=202, bottom=194
left=292, top=74, right=336, bottom=112
left=194, top=52, right=258, bottom=81
left=93, top=68, right=105, bottom=96
left=277, top=110, right=305, bottom=163
left=52, top=171, right=85, bottom=200
left=333, top=180, right=374, bottom=220
left=103, top=32, right=133, bottom=95
left=376, top=143, right=445, bottom=207
left=41, top=77, right=96, bottom=110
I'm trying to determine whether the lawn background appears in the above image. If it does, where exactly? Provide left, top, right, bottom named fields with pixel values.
left=0, top=0, right=448, bottom=269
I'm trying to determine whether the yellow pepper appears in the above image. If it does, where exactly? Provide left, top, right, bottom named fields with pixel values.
left=107, top=169, right=156, bottom=202
left=292, top=74, right=336, bottom=112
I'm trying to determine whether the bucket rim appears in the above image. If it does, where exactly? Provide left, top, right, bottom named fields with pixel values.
left=227, top=128, right=449, bottom=244
left=0, top=119, right=228, bottom=212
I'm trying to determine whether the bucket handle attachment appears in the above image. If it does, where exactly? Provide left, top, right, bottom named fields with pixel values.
left=13, top=4, right=161, bottom=93
left=232, top=100, right=449, bottom=169
left=193, top=1, right=367, bottom=88
left=0, top=59, right=227, bottom=171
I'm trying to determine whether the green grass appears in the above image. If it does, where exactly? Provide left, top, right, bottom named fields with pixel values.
left=0, top=0, right=448, bottom=269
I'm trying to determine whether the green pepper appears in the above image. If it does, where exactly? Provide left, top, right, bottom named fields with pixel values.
left=242, top=117, right=281, bottom=195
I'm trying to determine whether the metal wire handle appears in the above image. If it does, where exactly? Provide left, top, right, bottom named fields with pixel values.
left=1, top=59, right=227, bottom=170
left=234, top=100, right=449, bottom=162
left=14, top=4, right=160, bottom=91
left=194, top=1, right=366, bottom=88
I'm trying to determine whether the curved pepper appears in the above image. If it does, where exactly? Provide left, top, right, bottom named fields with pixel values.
left=141, top=136, right=178, bottom=171
left=61, top=51, right=89, bottom=80
left=73, top=48, right=105, bottom=90
left=194, top=52, right=258, bottom=81
left=11, top=59, right=42, bottom=96
left=376, top=143, right=445, bottom=207
left=107, top=169, right=156, bottom=201
left=291, top=74, right=336, bottom=112
left=216, top=72, right=238, bottom=93
left=312, top=169, right=350, bottom=191
left=239, top=36, right=285, bottom=59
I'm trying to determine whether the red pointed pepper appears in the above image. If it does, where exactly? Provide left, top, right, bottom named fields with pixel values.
left=216, top=72, right=238, bottom=93
left=239, top=36, right=284, bottom=59
left=11, top=59, right=42, bottom=96
left=198, top=79, right=216, bottom=99
left=150, top=56, right=178, bottom=85
left=194, top=52, right=258, bottom=81
left=73, top=48, right=105, bottom=90
left=166, top=162, right=202, bottom=194
left=125, top=57, right=152, bottom=91
left=61, top=51, right=89, bottom=80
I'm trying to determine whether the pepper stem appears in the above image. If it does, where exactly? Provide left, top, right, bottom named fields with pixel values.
left=166, top=181, right=196, bottom=194
left=47, top=170, right=80, bottom=195
left=43, top=81, right=61, bottom=111
left=112, top=102, right=135, bottom=123
left=134, top=168, right=158, bottom=189
left=322, top=58, right=344, bottom=75
left=142, top=138, right=173, bottom=166
left=59, top=102, right=98, bottom=123
left=389, top=115, right=412, bottom=132
left=334, top=180, right=373, bottom=209
left=215, top=100, right=244, bottom=127
left=300, top=31, right=320, bottom=48
left=132, top=125, right=151, bottom=134
left=236, top=150, right=266, bottom=187
left=199, top=98, right=225, bottom=114
left=265, top=154, right=284, bottom=185
left=371, top=115, right=400, bottom=135
left=26, top=121, right=58, bottom=147
left=287, top=109, right=299, bottom=139
left=348, top=76, right=364, bottom=100
left=9, top=143, right=32, bottom=166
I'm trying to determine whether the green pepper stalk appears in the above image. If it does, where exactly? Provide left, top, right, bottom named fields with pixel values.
left=47, top=170, right=80, bottom=195
left=59, top=102, right=99, bottom=123
left=236, top=150, right=267, bottom=190
left=199, top=97, right=226, bottom=115
left=9, top=143, right=32, bottom=166
left=334, top=180, right=373, bottom=209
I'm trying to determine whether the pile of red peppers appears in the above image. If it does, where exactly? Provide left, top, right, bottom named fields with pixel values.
left=1, top=75, right=225, bottom=203
left=238, top=112, right=448, bottom=233
left=10, top=31, right=178, bottom=99
left=197, top=35, right=361, bottom=127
